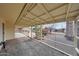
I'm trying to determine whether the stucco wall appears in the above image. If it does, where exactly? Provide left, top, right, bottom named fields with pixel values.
left=0, top=21, right=3, bottom=43
left=4, top=21, right=15, bottom=41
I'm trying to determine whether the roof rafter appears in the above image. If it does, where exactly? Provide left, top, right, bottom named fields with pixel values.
left=32, top=4, right=67, bottom=20
left=15, top=3, right=37, bottom=25
left=40, top=4, right=55, bottom=22
left=23, top=13, right=79, bottom=27
left=29, top=11, right=48, bottom=23
left=45, top=9, right=79, bottom=20
left=66, top=3, right=72, bottom=20
left=34, top=15, right=78, bottom=26
left=18, top=17, right=40, bottom=26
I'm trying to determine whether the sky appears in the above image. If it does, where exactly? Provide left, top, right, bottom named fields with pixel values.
left=43, top=22, right=66, bottom=29
left=52, top=22, right=66, bottom=29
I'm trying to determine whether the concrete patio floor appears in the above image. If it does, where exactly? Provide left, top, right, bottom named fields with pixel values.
left=0, top=37, right=67, bottom=56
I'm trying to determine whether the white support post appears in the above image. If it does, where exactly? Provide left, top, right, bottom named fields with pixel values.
left=40, top=25, right=42, bottom=40
left=31, top=26, right=32, bottom=38
left=66, top=21, right=74, bottom=41
left=73, top=21, right=77, bottom=48
left=74, top=18, right=79, bottom=55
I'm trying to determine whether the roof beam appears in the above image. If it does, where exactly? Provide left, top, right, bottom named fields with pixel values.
left=18, top=8, right=79, bottom=27
left=20, top=16, right=76, bottom=27
left=40, top=4, right=55, bottom=22
left=17, top=20, right=38, bottom=27
left=45, top=9, right=79, bottom=20
left=32, top=3, right=67, bottom=20
left=14, top=3, right=27, bottom=25
left=29, top=11, right=48, bottom=23
left=16, top=3, right=67, bottom=26
left=66, top=3, right=72, bottom=20
left=18, top=17, right=40, bottom=26
left=35, top=15, right=78, bottom=25
left=15, top=4, right=37, bottom=25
